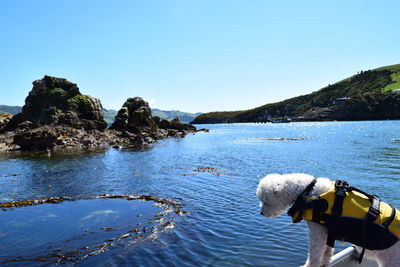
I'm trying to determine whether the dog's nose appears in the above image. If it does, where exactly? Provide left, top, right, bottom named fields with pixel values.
left=260, top=211, right=264, bottom=216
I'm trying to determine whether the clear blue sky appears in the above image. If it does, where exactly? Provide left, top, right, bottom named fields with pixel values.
left=0, top=1, right=399, bottom=113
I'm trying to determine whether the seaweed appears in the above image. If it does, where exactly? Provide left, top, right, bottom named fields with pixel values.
left=0, top=194, right=186, bottom=264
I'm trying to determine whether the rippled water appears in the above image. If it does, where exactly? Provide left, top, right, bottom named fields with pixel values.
left=1, top=121, right=400, bottom=266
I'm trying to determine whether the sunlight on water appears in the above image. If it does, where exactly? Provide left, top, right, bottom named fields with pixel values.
left=0, top=121, right=399, bottom=266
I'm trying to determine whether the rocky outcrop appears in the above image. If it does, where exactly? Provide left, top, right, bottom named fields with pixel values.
left=13, top=126, right=59, bottom=150
left=111, top=97, right=197, bottom=142
left=157, top=117, right=196, bottom=132
left=0, top=76, right=198, bottom=152
left=5, top=76, right=107, bottom=131
left=111, top=97, right=157, bottom=133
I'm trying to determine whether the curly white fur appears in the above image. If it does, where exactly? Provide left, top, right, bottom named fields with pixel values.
left=256, top=173, right=400, bottom=267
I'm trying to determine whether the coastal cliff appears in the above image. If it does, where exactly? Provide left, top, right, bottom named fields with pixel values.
left=191, top=63, right=400, bottom=124
left=0, top=76, right=197, bottom=151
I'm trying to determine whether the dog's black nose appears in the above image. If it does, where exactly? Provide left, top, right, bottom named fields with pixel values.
left=260, top=211, right=264, bottom=216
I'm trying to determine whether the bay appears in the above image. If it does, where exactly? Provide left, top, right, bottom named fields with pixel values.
left=0, top=121, right=399, bottom=266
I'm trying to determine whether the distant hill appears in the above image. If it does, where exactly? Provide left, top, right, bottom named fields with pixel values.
left=102, top=108, right=201, bottom=125
left=192, top=63, right=400, bottom=123
left=151, top=109, right=202, bottom=123
left=102, top=108, right=118, bottom=126
left=0, top=105, right=200, bottom=125
left=0, top=105, right=22, bottom=115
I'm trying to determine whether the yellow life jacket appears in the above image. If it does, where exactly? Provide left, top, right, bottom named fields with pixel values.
left=288, top=180, right=400, bottom=251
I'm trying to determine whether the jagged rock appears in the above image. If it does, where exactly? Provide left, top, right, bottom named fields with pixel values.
left=13, top=126, right=59, bottom=150
left=5, top=76, right=107, bottom=131
left=112, top=98, right=197, bottom=141
left=169, top=117, right=196, bottom=131
left=0, top=78, right=198, bottom=152
left=158, top=118, right=172, bottom=129
left=111, top=97, right=157, bottom=133
left=157, top=117, right=195, bottom=131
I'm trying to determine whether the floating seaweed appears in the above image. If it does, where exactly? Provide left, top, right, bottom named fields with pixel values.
left=179, top=166, right=227, bottom=177
left=237, top=137, right=310, bottom=142
left=193, top=166, right=225, bottom=176
left=1, top=173, right=21, bottom=178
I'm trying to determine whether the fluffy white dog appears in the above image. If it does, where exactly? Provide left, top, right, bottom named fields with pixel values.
left=256, top=173, right=400, bottom=267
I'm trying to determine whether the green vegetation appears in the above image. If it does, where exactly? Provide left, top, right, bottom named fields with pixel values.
left=69, top=94, right=92, bottom=111
left=379, top=64, right=400, bottom=92
left=192, top=63, right=400, bottom=124
left=49, top=88, right=68, bottom=104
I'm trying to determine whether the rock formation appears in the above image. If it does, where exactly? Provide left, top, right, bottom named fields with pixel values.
left=111, top=97, right=197, bottom=142
left=0, top=76, right=198, bottom=152
left=111, top=97, right=157, bottom=133
left=5, top=75, right=107, bottom=131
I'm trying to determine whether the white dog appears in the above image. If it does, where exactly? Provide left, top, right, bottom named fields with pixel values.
left=256, top=173, right=400, bottom=267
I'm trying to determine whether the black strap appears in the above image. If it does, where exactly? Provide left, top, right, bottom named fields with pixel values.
left=326, top=180, right=350, bottom=248
left=326, top=231, right=336, bottom=248
left=358, top=219, right=367, bottom=263
left=287, top=179, right=317, bottom=221
left=358, top=194, right=380, bottom=263
left=382, top=204, right=396, bottom=228
left=366, top=195, right=381, bottom=222
left=331, top=180, right=349, bottom=216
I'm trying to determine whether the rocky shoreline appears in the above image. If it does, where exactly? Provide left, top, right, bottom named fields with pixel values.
left=0, top=76, right=199, bottom=152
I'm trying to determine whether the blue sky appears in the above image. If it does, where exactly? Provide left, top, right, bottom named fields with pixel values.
left=0, top=1, right=399, bottom=113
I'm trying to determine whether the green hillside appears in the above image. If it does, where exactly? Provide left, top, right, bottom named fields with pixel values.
left=192, top=63, right=400, bottom=124
left=151, top=109, right=202, bottom=123
left=102, top=108, right=118, bottom=126
left=0, top=105, right=22, bottom=115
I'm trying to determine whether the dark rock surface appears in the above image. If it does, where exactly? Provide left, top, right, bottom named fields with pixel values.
left=111, top=97, right=197, bottom=142
left=0, top=76, right=198, bottom=152
left=5, top=76, right=107, bottom=132
left=111, top=97, right=157, bottom=133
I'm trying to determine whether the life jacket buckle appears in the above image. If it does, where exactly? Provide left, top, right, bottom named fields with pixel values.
left=334, top=180, right=349, bottom=197
left=366, top=195, right=381, bottom=222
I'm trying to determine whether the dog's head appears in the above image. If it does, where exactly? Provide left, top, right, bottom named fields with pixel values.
left=256, top=173, right=316, bottom=218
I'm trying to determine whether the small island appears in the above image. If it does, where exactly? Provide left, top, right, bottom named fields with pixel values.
left=0, top=75, right=197, bottom=152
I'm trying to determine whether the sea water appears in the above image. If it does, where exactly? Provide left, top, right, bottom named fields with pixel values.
left=0, top=121, right=399, bottom=266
